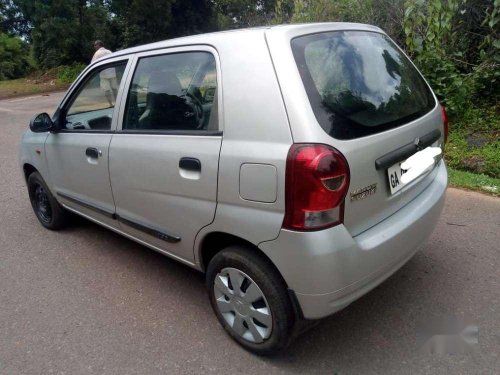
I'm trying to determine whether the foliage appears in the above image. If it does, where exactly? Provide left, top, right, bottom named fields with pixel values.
left=109, top=0, right=175, bottom=48
left=0, top=0, right=30, bottom=37
left=273, top=0, right=499, bottom=117
left=7, top=0, right=114, bottom=68
left=278, top=0, right=372, bottom=23
left=0, top=31, right=32, bottom=80
left=274, top=0, right=406, bottom=44
left=0, top=75, right=69, bottom=99
left=448, top=168, right=500, bottom=196
left=110, top=0, right=214, bottom=48
left=213, top=0, right=285, bottom=27
left=404, top=0, right=499, bottom=114
left=445, top=105, right=500, bottom=178
left=56, top=64, right=86, bottom=84
left=6, top=0, right=216, bottom=69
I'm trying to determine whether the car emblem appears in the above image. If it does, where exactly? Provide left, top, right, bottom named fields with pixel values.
left=350, top=183, right=377, bottom=202
left=415, top=137, right=423, bottom=151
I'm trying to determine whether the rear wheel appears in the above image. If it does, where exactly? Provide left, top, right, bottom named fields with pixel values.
left=27, top=172, right=68, bottom=230
left=206, top=246, right=295, bottom=355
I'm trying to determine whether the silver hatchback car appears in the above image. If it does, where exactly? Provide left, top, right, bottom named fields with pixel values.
left=20, top=23, right=448, bottom=354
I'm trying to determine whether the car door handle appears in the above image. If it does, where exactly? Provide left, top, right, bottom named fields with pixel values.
left=179, top=157, right=201, bottom=172
left=86, top=147, right=101, bottom=159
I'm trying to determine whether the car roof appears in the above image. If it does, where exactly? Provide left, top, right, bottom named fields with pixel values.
left=97, top=22, right=383, bottom=62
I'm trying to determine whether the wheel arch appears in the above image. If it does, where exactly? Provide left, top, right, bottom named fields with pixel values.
left=199, top=230, right=306, bottom=322
left=198, top=231, right=285, bottom=283
left=23, top=163, right=38, bottom=182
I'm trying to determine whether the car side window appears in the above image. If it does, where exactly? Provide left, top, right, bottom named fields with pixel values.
left=64, top=62, right=127, bottom=131
left=123, top=52, right=218, bottom=131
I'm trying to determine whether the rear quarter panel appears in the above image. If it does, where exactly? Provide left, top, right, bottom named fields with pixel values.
left=194, top=30, right=293, bottom=266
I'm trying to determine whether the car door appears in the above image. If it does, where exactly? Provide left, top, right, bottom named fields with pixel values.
left=109, top=47, right=222, bottom=264
left=45, top=57, right=132, bottom=227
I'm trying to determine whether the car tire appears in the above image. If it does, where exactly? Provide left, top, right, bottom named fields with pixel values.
left=206, top=246, right=295, bottom=355
left=27, top=172, right=68, bottom=230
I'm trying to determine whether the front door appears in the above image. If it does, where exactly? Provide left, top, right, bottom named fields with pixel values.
left=45, top=59, right=130, bottom=225
left=109, top=48, right=222, bottom=263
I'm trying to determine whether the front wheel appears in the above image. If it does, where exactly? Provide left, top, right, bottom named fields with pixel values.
left=206, top=246, right=295, bottom=355
left=27, top=172, right=69, bottom=230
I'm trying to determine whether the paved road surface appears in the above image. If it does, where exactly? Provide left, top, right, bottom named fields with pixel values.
left=1, top=93, right=499, bottom=374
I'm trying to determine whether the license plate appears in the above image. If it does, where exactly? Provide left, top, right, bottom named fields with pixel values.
left=387, top=162, right=408, bottom=194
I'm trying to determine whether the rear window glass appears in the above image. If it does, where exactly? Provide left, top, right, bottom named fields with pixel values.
left=291, top=31, right=436, bottom=140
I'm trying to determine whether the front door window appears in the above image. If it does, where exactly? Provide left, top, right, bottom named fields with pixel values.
left=64, top=62, right=127, bottom=131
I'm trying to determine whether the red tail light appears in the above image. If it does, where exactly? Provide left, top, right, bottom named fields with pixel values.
left=440, top=104, right=449, bottom=143
left=283, top=144, right=350, bottom=231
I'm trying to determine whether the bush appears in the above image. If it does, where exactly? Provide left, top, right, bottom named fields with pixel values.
left=404, top=0, right=499, bottom=115
left=0, top=32, right=33, bottom=80
left=274, top=0, right=499, bottom=117
left=445, top=105, right=500, bottom=178
left=56, top=64, right=86, bottom=84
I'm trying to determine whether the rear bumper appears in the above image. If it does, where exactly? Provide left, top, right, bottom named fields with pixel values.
left=259, top=162, right=447, bottom=319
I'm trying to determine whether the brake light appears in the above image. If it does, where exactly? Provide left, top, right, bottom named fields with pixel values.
left=283, top=144, right=350, bottom=231
left=440, top=104, right=449, bottom=143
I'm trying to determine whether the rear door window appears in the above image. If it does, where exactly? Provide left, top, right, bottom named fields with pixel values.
left=123, top=52, right=217, bottom=132
left=291, top=31, right=436, bottom=140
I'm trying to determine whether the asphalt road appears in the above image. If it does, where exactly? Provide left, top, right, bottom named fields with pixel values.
left=1, top=92, right=499, bottom=374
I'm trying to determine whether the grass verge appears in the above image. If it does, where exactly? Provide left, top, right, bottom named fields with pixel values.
left=445, top=105, right=499, bottom=179
left=0, top=77, right=69, bottom=100
left=0, top=65, right=86, bottom=100
left=448, top=167, right=500, bottom=196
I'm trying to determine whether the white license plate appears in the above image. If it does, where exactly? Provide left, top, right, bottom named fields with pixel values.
left=387, top=162, right=408, bottom=194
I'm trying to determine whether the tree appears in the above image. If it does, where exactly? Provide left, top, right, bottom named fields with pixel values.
left=0, top=31, right=32, bottom=79
left=109, top=0, right=175, bottom=47
left=212, top=0, right=287, bottom=28
left=8, top=0, right=118, bottom=68
left=273, top=0, right=405, bottom=44
left=109, top=0, right=216, bottom=48
left=170, top=0, right=216, bottom=38
left=29, top=0, right=82, bottom=68
left=0, top=0, right=30, bottom=38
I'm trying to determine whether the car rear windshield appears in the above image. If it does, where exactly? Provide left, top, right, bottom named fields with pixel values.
left=291, top=31, right=436, bottom=140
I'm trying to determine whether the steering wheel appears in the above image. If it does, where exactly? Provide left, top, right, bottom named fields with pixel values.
left=185, top=92, right=206, bottom=130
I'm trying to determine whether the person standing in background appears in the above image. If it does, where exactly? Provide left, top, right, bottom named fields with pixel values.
left=92, top=40, right=117, bottom=106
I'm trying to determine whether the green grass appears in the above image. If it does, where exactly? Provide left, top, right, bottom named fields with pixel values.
left=445, top=105, right=500, bottom=179
left=448, top=167, right=500, bottom=196
left=0, top=64, right=86, bottom=100
left=56, top=64, right=86, bottom=84
left=0, top=77, right=69, bottom=99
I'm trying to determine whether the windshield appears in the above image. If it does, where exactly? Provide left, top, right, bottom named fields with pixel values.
left=291, top=31, right=436, bottom=140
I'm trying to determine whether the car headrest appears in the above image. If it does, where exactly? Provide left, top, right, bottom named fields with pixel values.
left=148, top=71, right=183, bottom=97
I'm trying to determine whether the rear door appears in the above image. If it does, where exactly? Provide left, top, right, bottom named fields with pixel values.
left=266, top=25, right=445, bottom=236
left=109, top=46, right=222, bottom=263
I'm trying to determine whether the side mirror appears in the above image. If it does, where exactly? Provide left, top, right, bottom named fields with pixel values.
left=29, top=113, right=54, bottom=133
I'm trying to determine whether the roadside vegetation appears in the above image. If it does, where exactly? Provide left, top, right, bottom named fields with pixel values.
left=0, top=65, right=86, bottom=99
left=1, top=0, right=498, bottom=194
left=448, top=168, right=500, bottom=196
